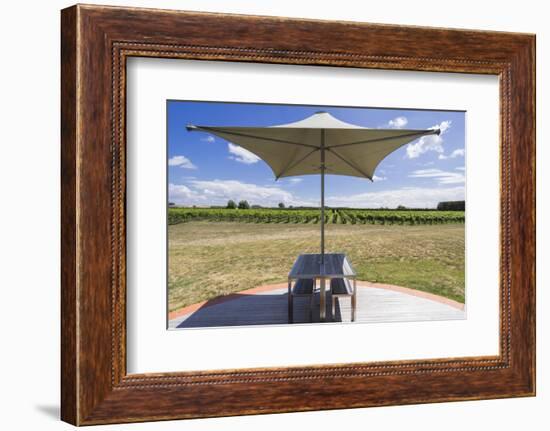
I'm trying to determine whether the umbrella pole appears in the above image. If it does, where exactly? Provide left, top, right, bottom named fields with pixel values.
left=320, top=130, right=325, bottom=264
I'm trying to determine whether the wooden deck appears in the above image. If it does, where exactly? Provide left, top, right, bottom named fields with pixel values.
left=169, top=283, right=465, bottom=329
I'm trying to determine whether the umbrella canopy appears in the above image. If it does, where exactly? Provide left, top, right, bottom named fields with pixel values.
left=187, top=111, right=439, bottom=262
left=187, top=111, right=439, bottom=180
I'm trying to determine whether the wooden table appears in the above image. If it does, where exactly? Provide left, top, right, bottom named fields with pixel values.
left=288, top=253, right=357, bottom=322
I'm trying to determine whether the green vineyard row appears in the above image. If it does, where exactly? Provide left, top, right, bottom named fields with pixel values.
left=168, top=208, right=465, bottom=225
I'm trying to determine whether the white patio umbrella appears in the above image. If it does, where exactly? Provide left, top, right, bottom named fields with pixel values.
left=187, top=111, right=439, bottom=263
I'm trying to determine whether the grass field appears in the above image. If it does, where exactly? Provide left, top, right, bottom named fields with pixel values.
left=168, top=221, right=465, bottom=312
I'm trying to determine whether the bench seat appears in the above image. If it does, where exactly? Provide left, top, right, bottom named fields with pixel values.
left=288, top=278, right=316, bottom=323
left=330, top=277, right=356, bottom=322
left=292, top=278, right=315, bottom=295
left=330, top=277, right=353, bottom=295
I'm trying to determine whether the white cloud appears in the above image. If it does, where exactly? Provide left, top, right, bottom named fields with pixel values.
left=327, top=186, right=464, bottom=209
left=201, top=136, right=215, bottom=143
left=287, top=178, right=303, bottom=184
left=168, top=155, right=197, bottom=169
left=386, top=116, right=408, bottom=129
left=453, top=148, right=465, bottom=157
left=456, top=166, right=465, bottom=171
left=168, top=183, right=205, bottom=203
left=437, top=120, right=452, bottom=133
left=228, top=143, right=261, bottom=164
left=438, top=148, right=465, bottom=160
left=409, top=168, right=465, bottom=185
left=406, top=120, right=452, bottom=159
left=169, top=179, right=312, bottom=207
left=372, top=175, right=387, bottom=182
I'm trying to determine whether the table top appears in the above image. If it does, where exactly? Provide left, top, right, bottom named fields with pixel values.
left=288, top=253, right=356, bottom=279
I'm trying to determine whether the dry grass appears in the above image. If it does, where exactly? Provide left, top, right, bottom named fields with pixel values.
left=168, top=222, right=465, bottom=312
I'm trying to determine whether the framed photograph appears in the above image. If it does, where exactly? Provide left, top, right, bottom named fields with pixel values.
left=164, top=101, right=467, bottom=331
left=61, top=4, right=535, bottom=425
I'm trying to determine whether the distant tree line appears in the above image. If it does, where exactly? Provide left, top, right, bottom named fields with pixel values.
left=437, top=201, right=465, bottom=211
left=226, top=199, right=250, bottom=209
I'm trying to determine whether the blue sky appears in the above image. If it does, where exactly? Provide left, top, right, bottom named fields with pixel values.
left=167, top=101, right=465, bottom=208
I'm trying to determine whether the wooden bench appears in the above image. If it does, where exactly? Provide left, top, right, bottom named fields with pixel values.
left=288, top=278, right=316, bottom=323
left=330, top=278, right=356, bottom=322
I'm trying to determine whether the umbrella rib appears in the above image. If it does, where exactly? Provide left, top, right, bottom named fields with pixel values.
left=325, top=129, right=439, bottom=150
left=276, top=148, right=320, bottom=179
left=193, top=126, right=318, bottom=149
left=328, top=147, right=372, bottom=180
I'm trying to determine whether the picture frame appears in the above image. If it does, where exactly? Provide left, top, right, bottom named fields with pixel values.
left=61, top=4, right=535, bottom=425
